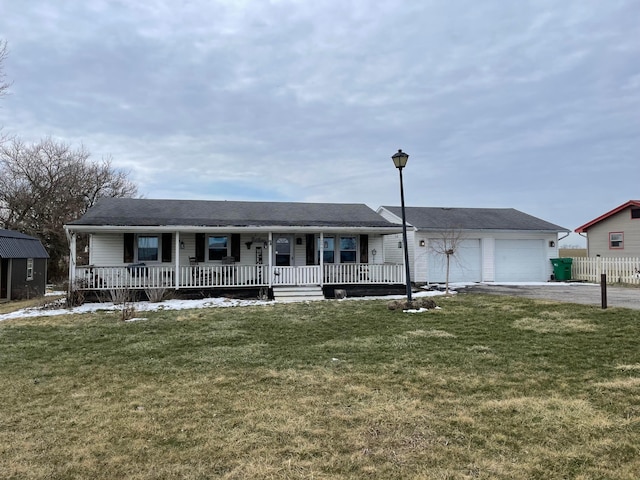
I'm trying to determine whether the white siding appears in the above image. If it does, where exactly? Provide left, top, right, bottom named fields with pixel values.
left=369, top=235, right=384, bottom=264
left=178, top=233, right=196, bottom=265
left=382, top=231, right=416, bottom=276
left=377, top=207, right=402, bottom=224
left=90, top=233, right=124, bottom=265
left=293, top=235, right=306, bottom=266
left=87, top=231, right=412, bottom=274
left=383, top=233, right=404, bottom=265
left=414, top=234, right=429, bottom=283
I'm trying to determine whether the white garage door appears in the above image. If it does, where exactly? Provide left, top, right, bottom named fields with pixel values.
left=495, top=239, right=546, bottom=282
left=427, top=239, right=482, bottom=283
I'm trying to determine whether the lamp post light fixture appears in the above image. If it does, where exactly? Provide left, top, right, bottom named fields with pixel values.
left=392, top=149, right=413, bottom=303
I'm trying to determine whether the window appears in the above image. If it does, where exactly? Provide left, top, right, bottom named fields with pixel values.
left=317, top=237, right=335, bottom=263
left=609, top=232, right=623, bottom=249
left=208, top=236, right=228, bottom=261
left=26, top=258, right=34, bottom=281
left=340, top=236, right=357, bottom=263
left=631, top=208, right=640, bottom=219
left=137, top=236, right=158, bottom=261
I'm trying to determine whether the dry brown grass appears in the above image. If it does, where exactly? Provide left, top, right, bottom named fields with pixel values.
left=1, top=295, right=639, bottom=479
left=513, top=310, right=597, bottom=333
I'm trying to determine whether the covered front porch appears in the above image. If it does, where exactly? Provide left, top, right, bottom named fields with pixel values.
left=68, top=228, right=406, bottom=295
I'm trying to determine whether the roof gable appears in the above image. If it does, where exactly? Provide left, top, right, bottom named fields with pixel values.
left=0, top=229, right=49, bottom=259
left=575, top=200, right=640, bottom=233
left=67, top=198, right=399, bottom=229
left=379, top=206, right=569, bottom=232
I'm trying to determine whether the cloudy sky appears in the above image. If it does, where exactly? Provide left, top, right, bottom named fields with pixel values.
left=1, top=0, right=639, bottom=246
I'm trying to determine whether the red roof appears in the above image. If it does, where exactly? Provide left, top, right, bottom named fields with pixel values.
left=575, top=200, right=640, bottom=233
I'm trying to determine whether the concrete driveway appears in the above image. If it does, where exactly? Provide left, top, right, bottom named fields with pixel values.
left=460, top=283, right=640, bottom=310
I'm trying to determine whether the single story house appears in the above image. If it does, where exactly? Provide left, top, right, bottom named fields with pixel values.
left=377, top=206, right=570, bottom=283
left=0, top=229, right=49, bottom=301
left=575, top=200, right=640, bottom=257
left=64, top=198, right=407, bottom=300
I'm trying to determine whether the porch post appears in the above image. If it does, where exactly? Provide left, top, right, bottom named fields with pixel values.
left=175, top=231, right=180, bottom=289
left=268, top=232, right=273, bottom=287
left=319, top=232, right=324, bottom=287
left=68, top=232, right=77, bottom=293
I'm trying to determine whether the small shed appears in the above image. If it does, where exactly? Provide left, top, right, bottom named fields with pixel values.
left=0, top=229, right=49, bottom=300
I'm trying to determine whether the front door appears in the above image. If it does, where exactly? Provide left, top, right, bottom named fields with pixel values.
left=274, top=236, right=293, bottom=266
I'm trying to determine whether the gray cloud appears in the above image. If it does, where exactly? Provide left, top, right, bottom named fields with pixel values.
left=1, top=0, right=639, bottom=245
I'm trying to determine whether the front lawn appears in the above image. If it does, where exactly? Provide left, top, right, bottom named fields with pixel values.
left=0, top=295, right=638, bottom=479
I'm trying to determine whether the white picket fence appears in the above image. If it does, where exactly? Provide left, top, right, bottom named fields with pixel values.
left=571, top=257, right=640, bottom=284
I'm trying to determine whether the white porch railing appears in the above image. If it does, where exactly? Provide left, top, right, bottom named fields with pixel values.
left=324, top=263, right=404, bottom=284
left=571, top=257, right=640, bottom=284
left=74, top=263, right=405, bottom=290
left=75, top=265, right=268, bottom=290
left=272, top=266, right=321, bottom=285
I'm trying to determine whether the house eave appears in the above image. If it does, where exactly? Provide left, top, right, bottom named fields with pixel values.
left=413, top=227, right=569, bottom=234
left=575, top=200, right=640, bottom=233
left=64, top=224, right=404, bottom=234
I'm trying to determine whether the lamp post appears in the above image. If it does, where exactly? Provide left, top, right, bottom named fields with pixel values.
left=392, top=149, right=412, bottom=303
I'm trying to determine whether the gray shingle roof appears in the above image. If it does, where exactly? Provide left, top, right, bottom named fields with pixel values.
left=0, top=229, right=49, bottom=259
left=68, top=198, right=399, bottom=229
left=381, top=206, right=569, bottom=232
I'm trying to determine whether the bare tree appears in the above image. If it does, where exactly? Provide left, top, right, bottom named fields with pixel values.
left=0, top=137, right=138, bottom=280
left=0, top=39, right=12, bottom=144
left=0, top=39, right=9, bottom=99
left=428, top=227, right=466, bottom=294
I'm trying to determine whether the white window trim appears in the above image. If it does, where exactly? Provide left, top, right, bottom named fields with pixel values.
left=26, top=258, right=34, bottom=281
left=609, top=232, right=624, bottom=249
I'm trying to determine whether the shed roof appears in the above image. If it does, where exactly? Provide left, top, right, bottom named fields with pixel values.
left=380, top=206, right=569, bottom=232
left=0, top=229, right=49, bottom=259
left=575, top=200, right=640, bottom=233
left=66, top=198, right=400, bottom=230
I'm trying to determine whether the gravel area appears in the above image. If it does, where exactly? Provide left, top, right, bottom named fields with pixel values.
left=460, top=283, right=640, bottom=310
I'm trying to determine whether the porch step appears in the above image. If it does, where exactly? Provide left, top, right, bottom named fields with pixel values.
left=272, top=286, right=325, bottom=302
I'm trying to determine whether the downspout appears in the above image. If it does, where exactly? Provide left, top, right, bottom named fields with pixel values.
left=175, top=231, right=180, bottom=290
left=578, top=232, right=588, bottom=255
left=268, top=232, right=273, bottom=288
left=319, top=232, right=324, bottom=287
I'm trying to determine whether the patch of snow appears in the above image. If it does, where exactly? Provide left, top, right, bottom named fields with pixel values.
left=45, top=290, right=66, bottom=296
left=0, top=297, right=275, bottom=322
left=1, top=281, right=597, bottom=322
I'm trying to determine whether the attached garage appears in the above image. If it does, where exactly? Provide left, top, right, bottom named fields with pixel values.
left=427, top=238, right=482, bottom=283
left=495, top=239, right=547, bottom=282
left=377, top=206, right=570, bottom=284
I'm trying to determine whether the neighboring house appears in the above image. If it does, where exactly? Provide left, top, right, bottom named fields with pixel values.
left=575, top=200, right=640, bottom=257
left=377, top=206, right=570, bottom=283
left=64, top=198, right=406, bottom=299
left=0, top=229, right=49, bottom=301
